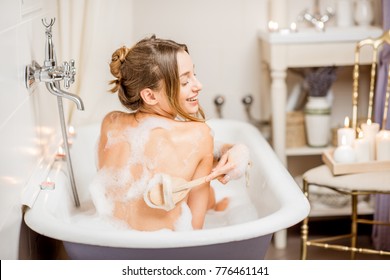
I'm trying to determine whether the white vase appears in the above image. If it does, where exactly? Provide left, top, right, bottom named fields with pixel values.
left=354, top=0, right=373, bottom=26
left=336, top=0, right=354, bottom=27
left=304, top=96, right=331, bottom=147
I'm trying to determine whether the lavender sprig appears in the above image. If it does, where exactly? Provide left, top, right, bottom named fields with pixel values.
left=304, top=66, right=337, bottom=97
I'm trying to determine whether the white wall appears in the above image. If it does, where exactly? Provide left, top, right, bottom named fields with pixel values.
left=0, top=0, right=61, bottom=259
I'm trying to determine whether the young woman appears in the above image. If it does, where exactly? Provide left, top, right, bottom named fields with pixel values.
left=92, top=36, right=213, bottom=231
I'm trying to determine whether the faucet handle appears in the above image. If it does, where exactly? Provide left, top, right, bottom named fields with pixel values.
left=63, top=59, right=76, bottom=89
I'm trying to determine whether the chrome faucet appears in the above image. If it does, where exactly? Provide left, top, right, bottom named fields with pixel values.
left=25, top=19, right=84, bottom=110
left=25, top=18, right=83, bottom=207
left=241, top=94, right=270, bottom=139
left=214, top=95, right=225, bottom=118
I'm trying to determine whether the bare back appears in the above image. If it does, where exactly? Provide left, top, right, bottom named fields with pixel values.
left=94, top=111, right=214, bottom=231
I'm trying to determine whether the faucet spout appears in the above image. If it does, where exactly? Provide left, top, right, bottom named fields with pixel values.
left=46, top=82, right=85, bottom=110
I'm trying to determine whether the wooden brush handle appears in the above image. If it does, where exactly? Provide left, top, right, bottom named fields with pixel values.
left=175, top=176, right=208, bottom=192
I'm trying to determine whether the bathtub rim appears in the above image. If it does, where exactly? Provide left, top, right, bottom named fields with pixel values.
left=24, top=195, right=301, bottom=249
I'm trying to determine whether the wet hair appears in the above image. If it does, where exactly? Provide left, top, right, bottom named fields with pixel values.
left=109, top=35, right=205, bottom=121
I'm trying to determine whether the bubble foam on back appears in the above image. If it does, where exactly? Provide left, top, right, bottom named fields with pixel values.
left=90, top=117, right=179, bottom=225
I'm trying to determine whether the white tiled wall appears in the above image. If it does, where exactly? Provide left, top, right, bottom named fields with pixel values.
left=0, top=0, right=61, bottom=259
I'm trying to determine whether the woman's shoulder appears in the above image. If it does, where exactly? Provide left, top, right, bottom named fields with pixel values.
left=177, top=120, right=212, bottom=135
left=101, top=111, right=131, bottom=130
left=176, top=121, right=214, bottom=151
left=194, top=121, right=213, bottom=137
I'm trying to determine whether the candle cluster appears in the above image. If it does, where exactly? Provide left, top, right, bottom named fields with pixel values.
left=267, top=20, right=297, bottom=33
left=334, top=117, right=390, bottom=163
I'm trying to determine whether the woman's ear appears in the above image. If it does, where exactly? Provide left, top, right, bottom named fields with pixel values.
left=140, top=88, right=158, bottom=105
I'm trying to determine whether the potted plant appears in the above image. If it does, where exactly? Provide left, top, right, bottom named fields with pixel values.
left=303, top=66, right=337, bottom=147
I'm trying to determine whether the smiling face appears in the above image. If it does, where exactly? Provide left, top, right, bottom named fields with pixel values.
left=114, top=36, right=205, bottom=121
left=176, top=51, right=203, bottom=116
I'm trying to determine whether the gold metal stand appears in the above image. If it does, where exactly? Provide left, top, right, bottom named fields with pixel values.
left=300, top=179, right=390, bottom=260
left=352, top=30, right=390, bottom=131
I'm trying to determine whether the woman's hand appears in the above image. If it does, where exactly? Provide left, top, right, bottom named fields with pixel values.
left=206, top=144, right=250, bottom=184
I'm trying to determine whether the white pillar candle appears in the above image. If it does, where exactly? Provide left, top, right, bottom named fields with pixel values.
left=334, top=135, right=357, bottom=163
left=334, top=146, right=357, bottom=163
left=361, top=119, right=380, bottom=160
left=376, top=130, right=390, bottom=161
left=353, top=131, right=370, bottom=162
left=337, top=116, right=355, bottom=146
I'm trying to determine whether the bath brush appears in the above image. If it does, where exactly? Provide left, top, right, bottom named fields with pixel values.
left=143, top=174, right=208, bottom=211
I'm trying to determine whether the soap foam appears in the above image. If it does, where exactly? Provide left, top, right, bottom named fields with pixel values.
left=90, top=117, right=176, bottom=226
left=181, top=129, right=203, bottom=167
left=174, top=202, right=193, bottom=231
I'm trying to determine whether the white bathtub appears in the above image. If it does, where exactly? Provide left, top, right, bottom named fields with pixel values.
left=23, top=118, right=310, bottom=259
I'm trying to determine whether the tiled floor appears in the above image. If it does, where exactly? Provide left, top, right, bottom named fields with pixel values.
left=265, top=217, right=390, bottom=260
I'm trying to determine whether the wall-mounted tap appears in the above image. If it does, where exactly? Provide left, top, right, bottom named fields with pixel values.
left=24, top=18, right=83, bottom=208
left=214, top=95, right=225, bottom=118
left=25, top=19, right=84, bottom=110
left=242, top=94, right=270, bottom=139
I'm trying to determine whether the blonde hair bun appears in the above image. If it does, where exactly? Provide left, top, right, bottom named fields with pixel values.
left=109, top=46, right=130, bottom=93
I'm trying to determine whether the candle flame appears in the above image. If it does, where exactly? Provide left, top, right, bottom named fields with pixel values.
left=358, top=131, right=364, bottom=139
left=367, top=118, right=372, bottom=125
left=344, top=116, right=350, bottom=128
left=290, top=22, right=297, bottom=31
left=68, top=125, right=75, bottom=136
left=57, top=146, right=66, bottom=156
left=268, top=20, right=279, bottom=31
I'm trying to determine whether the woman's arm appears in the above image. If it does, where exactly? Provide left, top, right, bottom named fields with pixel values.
left=186, top=125, right=214, bottom=229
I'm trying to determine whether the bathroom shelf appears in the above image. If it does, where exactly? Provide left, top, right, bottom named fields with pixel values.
left=286, top=145, right=333, bottom=156
left=259, top=25, right=383, bottom=166
left=258, top=26, right=383, bottom=44
left=259, top=25, right=383, bottom=249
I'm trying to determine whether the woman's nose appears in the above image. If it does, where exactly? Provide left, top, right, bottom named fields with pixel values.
left=192, top=78, right=202, bottom=91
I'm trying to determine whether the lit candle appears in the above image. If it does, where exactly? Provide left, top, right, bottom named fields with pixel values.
left=376, top=130, right=390, bottom=161
left=361, top=119, right=380, bottom=160
left=40, top=178, right=55, bottom=190
left=268, top=20, right=279, bottom=32
left=56, top=146, right=66, bottom=160
left=290, top=22, right=297, bottom=32
left=68, top=125, right=76, bottom=137
left=333, top=135, right=357, bottom=163
left=353, top=131, right=370, bottom=162
left=337, top=116, right=355, bottom=146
